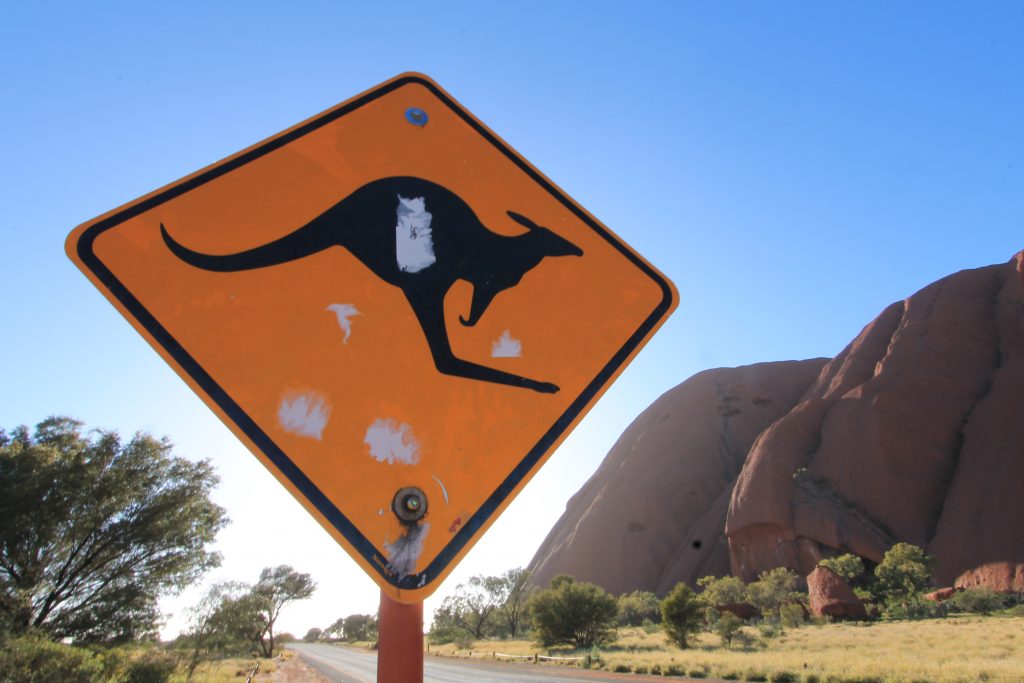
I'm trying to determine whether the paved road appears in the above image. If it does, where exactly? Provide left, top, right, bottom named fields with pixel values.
left=288, top=643, right=675, bottom=683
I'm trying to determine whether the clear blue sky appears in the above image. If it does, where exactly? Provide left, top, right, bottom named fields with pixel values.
left=1, top=2, right=1020, bottom=638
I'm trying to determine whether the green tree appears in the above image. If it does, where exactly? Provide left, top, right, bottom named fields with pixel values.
left=302, top=627, right=323, bottom=642
left=0, top=417, right=227, bottom=643
left=713, top=611, right=743, bottom=648
left=494, top=567, right=534, bottom=638
left=616, top=590, right=661, bottom=626
left=436, top=574, right=506, bottom=639
left=661, top=583, right=702, bottom=649
left=251, top=565, right=316, bottom=656
left=696, top=575, right=748, bottom=608
left=528, top=575, right=618, bottom=649
left=340, top=614, right=377, bottom=642
left=747, top=568, right=801, bottom=622
left=180, top=582, right=258, bottom=681
left=818, top=554, right=865, bottom=583
left=874, top=543, right=933, bottom=617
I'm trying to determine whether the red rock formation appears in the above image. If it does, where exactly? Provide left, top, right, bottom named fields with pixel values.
left=530, top=254, right=1024, bottom=597
left=955, top=563, right=1024, bottom=594
left=807, top=566, right=866, bottom=619
left=527, top=360, right=828, bottom=595
left=727, top=255, right=1024, bottom=587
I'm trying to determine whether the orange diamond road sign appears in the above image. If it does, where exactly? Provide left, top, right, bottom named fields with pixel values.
left=66, top=73, right=678, bottom=602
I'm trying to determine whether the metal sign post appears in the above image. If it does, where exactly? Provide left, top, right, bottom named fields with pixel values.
left=377, top=591, right=423, bottom=682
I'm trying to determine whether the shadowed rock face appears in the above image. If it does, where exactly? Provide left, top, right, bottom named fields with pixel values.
left=527, top=359, right=829, bottom=595
left=529, top=253, right=1024, bottom=595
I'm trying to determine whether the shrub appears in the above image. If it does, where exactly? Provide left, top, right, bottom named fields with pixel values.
left=744, top=671, right=768, bottom=682
left=768, top=672, right=798, bottom=683
left=612, top=663, right=631, bottom=673
left=528, top=576, right=618, bottom=649
left=950, top=587, right=1007, bottom=615
left=123, top=649, right=179, bottom=683
left=0, top=635, right=104, bottom=683
left=665, top=663, right=686, bottom=675
left=689, top=667, right=708, bottom=678
left=779, top=603, right=805, bottom=629
left=747, top=568, right=801, bottom=622
left=818, top=555, right=865, bottom=583
left=617, top=590, right=662, bottom=626
left=633, top=664, right=649, bottom=674
left=661, top=583, right=703, bottom=648
left=697, top=575, right=748, bottom=607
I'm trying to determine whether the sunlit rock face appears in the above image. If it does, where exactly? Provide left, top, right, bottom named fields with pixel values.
left=530, top=253, right=1024, bottom=595
left=528, top=359, right=828, bottom=595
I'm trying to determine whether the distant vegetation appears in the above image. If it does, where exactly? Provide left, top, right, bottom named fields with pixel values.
left=424, top=545, right=1024, bottom=682
left=177, top=565, right=315, bottom=679
left=0, top=417, right=319, bottom=683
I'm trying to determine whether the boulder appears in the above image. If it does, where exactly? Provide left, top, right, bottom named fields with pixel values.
left=925, top=587, right=957, bottom=602
left=807, top=566, right=866, bottom=619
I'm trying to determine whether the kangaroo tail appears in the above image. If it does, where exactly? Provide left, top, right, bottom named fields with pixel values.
left=160, top=220, right=333, bottom=272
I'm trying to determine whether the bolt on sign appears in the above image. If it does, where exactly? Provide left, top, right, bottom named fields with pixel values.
left=66, top=73, right=678, bottom=602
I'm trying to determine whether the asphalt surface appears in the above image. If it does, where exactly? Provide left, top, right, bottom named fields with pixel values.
left=287, top=643, right=678, bottom=683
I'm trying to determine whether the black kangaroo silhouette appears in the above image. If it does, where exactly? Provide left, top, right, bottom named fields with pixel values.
left=160, top=176, right=583, bottom=393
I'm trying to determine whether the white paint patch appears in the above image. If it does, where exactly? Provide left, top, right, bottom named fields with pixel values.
left=326, top=303, right=360, bottom=343
left=432, top=475, right=449, bottom=505
left=364, top=418, right=420, bottom=465
left=278, top=390, right=331, bottom=440
left=385, top=523, right=429, bottom=578
left=395, top=195, right=435, bottom=273
left=491, top=330, right=523, bottom=358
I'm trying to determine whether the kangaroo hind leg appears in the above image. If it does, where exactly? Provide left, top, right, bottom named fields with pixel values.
left=403, top=292, right=559, bottom=394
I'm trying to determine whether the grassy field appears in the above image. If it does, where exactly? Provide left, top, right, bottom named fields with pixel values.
left=168, top=653, right=281, bottom=682
left=428, top=614, right=1024, bottom=682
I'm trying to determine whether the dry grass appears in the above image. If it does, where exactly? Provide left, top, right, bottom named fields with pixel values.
left=430, top=615, right=1024, bottom=682
left=168, top=654, right=281, bottom=682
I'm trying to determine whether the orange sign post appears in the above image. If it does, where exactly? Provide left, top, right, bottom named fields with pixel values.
left=66, top=74, right=677, bottom=614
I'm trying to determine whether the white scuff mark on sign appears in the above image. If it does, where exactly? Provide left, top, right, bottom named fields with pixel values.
left=395, top=195, right=435, bottom=272
left=418, top=574, right=427, bottom=588
left=277, top=390, right=331, bottom=440
left=432, top=475, right=449, bottom=505
left=385, top=523, right=429, bottom=578
left=326, top=303, right=361, bottom=343
left=365, top=418, right=420, bottom=465
left=491, top=329, right=522, bottom=358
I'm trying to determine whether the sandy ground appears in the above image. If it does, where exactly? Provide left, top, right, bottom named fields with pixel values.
left=272, top=653, right=332, bottom=683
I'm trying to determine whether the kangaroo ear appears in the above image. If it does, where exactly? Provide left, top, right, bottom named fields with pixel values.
left=507, top=211, right=541, bottom=231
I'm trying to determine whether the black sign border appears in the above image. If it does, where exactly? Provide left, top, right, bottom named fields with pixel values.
left=73, top=74, right=676, bottom=591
